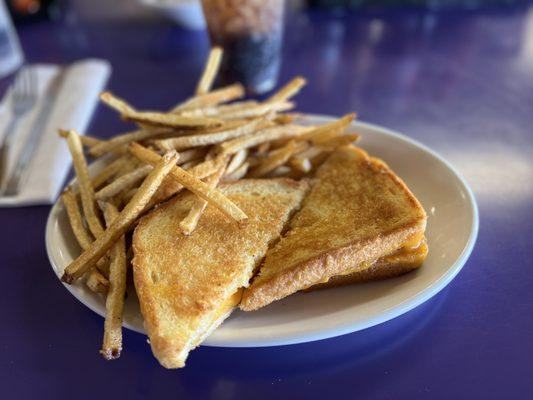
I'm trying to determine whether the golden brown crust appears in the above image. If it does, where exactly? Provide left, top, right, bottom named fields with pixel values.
left=240, top=146, right=427, bottom=311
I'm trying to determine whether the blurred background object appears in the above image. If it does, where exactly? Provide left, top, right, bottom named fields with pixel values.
left=6, top=0, right=63, bottom=22
left=0, top=0, right=23, bottom=78
left=201, top=0, right=285, bottom=94
left=135, top=0, right=205, bottom=29
left=306, top=0, right=525, bottom=9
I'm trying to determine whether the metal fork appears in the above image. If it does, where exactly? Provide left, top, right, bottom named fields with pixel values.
left=0, top=68, right=38, bottom=193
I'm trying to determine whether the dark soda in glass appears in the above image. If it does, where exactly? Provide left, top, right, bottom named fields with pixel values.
left=201, top=0, right=285, bottom=94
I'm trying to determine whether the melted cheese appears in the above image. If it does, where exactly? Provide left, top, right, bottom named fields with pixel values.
left=381, top=240, right=427, bottom=264
left=400, top=232, right=425, bottom=251
left=192, top=288, right=244, bottom=348
left=209, top=288, right=243, bottom=324
left=312, top=234, right=426, bottom=286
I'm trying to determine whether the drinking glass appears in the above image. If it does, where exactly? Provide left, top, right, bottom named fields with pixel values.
left=201, top=0, right=285, bottom=94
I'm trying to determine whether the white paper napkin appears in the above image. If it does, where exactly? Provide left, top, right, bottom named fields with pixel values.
left=0, top=59, right=111, bottom=207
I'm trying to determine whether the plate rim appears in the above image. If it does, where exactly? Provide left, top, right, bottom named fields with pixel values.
left=45, top=115, right=479, bottom=348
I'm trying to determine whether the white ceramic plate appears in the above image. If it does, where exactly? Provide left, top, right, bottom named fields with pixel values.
left=46, top=115, right=478, bottom=347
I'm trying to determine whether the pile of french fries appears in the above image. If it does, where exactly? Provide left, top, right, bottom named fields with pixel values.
left=58, top=47, right=358, bottom=360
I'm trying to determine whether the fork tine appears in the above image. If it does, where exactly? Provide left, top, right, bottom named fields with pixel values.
left=29, top=67, right=37, bottom=97
left=18, top=68, right=29, bottom=100
left=11, top=69, right=24, bottom=101
left=22, top=68, right=32, bottom=100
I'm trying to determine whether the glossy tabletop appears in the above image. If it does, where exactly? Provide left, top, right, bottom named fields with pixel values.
left=1, top=1, right=532, bottom=398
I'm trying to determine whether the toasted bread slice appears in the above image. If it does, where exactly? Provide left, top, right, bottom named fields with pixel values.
left=240, top=146, right=427, bottom=311
left=308, top=238, right=428, bottom=290
left=132, top=179, right=309, bottom=368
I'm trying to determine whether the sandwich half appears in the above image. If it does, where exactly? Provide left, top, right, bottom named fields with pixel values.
left=132, top=179, right=308, bottom=368
left=240, top=145, right=427, bottom=311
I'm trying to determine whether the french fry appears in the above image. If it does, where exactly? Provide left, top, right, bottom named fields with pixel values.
left=310, top=151, right=331, bottom=169
left=61, top=151, right=179, bottom=283
left=316, top=133, right=360, bottom=149
left=90, top=158, right=127, bottom=190
left=128, top=110, right=223, bottom=129
left=129, top=143, right=247, bottom=223
left=308, top=124, right=348, bottom=144
left=98, top=92, right=138, bottom=114
left=220, top=124, right=312, bottom=155
left=61, top=188, right=94, bottom=249
left=179, top=118, right=245, bottom=134
left=296, top=113, right=356, bottom=142
left=86, top=270, right=109, bottom=295
left=81, top=136, right=104, bottom=148
left=293, top=146, right=326, bottom=161
left=155, top=118, right=267, bottom=151
left=248, top=140, right=309, bottom=178
left=178, top=100, right=258, bottom=118
left=246, top=156, right=260, bottom=167
left=147, top=156, right=223, bottom=207
left=95, top=165, right=152, bottom=201
left=266, top=76, right=306, bottom=103
left=268, top=136, right=299, bottom=149
left=66, top=130, right=105, bottom=238
left=171, top=84, right=245, bottom=112
left=273, top=113, right=296, bottom=125
left=107, top=156, right=139, bottom=189
left=115, top=155, right=139, bottom=177
left=176, top=148, right=209, bottom=165
left=99, top=202, right=127, bottom=360
left=254, top=142, right=270, bottom=156
left=196, top=47, right=223, bottom=95
left=222, top=161, right=249, bottom=181
left=121, top=188, right=137, bottom=206
left=59, top=129, right=103, bottom=148
left=61, top=183, right=109, bottom=277
left=306, top=123, right=359, bottom=147
left=89, top=128, right=172, bottom=157
left=100, top=92, right=223, bottom=128
left=205, top=146, right=218, bottom=161
left=180, top=160, right=201, bottom=170
left=265, top=165, right=292, bottom=178
left=283, top=139, right=311, bottom=155
left=289, top=156, right=312, bottom=173
left=179, top=158, right=229, bottom=235
left=225, top=149, right=248, bottom=174
left=179, top=101, right=293, bottom=120
left=217, top=101, right=294, bottom=120
left=293, top=146, right=331, bottom=169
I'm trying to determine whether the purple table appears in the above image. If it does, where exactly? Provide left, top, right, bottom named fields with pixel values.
left=2, top=1, right=532, bottom=398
